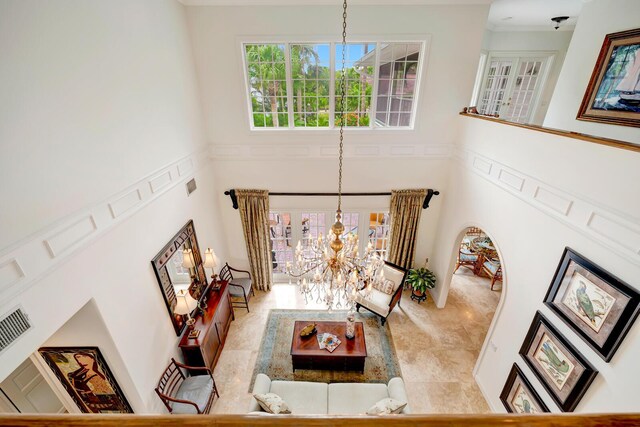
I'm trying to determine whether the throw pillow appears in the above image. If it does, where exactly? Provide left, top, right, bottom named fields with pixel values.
left=253, top=393, right=291, bottom=414
left=373, top=278, right=396, bottom=295
left=366, top=398, right=407, bottom=415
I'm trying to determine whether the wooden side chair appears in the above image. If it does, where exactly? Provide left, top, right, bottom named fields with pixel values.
left=454, top=246, right=479, bottom=273
left=482, top=258, right=503, bottom=290
left=219, top=262, right=255, bottom=312
left=155, top=358, right=218, bottom=414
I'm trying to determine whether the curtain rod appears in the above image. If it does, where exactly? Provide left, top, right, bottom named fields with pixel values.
left=223, top=189, right=440, bottom=210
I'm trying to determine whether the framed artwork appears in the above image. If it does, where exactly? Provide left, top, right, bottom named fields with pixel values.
left=577, top=28, right=640, bottom=127
left=38, top=347, right=133, bottom=413
left=544, top=247, right=640, bottom=362
left=519, top=312, right=597, bottom=412
left=500, top=363, right=550, bottom=414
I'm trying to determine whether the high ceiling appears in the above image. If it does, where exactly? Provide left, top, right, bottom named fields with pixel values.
left=179, top=0, right=585, bottom=32
left=179, top=0, right=492, bottom=5
left=487, top=0, right=585, bottom=31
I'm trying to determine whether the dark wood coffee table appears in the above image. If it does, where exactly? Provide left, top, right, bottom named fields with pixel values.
left=290, top=320, right=367, bottom=373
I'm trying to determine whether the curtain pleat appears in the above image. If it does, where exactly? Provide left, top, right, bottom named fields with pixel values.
left=387, top=189, right=427, bottom=270
left=236, top=189, right=272, bottom=291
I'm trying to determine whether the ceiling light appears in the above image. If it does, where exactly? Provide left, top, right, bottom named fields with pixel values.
left=551, top=16, right=570, bottom=30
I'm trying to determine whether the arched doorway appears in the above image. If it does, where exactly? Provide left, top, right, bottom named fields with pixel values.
left=446, top=226, right=506, bottom=375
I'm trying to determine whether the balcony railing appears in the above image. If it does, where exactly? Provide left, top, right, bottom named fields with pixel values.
left=1, top=413, right=639, bottom=426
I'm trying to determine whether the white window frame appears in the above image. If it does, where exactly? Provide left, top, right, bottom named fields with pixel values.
left=239, top=35, right=431, bottom=132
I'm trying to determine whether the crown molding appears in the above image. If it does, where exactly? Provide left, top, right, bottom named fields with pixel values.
left=210, top=143, right=453, bottom=160
left=179, top=0, right=492, bottom=5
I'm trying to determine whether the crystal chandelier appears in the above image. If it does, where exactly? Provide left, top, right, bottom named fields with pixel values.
left=286, top=0, right=386, bottom=310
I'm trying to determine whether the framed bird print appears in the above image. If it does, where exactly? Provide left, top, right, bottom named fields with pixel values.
left=544, top=247, right=640, bottom=362
left=500, top=363, right=549, bottom=414
left=519, top=311, right=597, bottom=412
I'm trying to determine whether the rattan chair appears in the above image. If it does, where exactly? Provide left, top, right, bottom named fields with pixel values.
left=454, top=246, right=479, bottom=273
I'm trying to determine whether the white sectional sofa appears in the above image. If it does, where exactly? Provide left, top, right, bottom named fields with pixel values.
left=249, top=374, right=411, bottom=415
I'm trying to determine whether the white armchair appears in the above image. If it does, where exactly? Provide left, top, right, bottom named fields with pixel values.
left=355, top=261, right=407, bottom=326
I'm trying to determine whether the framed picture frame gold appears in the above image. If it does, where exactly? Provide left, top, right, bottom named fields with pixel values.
left=577, top=28, right=640, bottom=127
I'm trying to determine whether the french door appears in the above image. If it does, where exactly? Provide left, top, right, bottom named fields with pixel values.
left=477, top=53, right=552, bottom=123
left=269, top=210, right=390, bottom=281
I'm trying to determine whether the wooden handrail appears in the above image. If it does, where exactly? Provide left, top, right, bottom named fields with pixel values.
left=1, top=414, right=639, bottom=426
left=459, top=112, right=640, bottom=153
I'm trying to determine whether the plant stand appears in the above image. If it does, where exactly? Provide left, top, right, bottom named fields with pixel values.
left=411, top=290, right=427, bottom=303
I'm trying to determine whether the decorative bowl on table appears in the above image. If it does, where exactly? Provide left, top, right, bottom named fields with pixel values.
left=300, top=323, right=317, bottom=337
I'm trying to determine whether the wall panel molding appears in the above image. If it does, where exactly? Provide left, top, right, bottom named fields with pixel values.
left=456, top=147, right=640, bottom=266
left=0, top=147, right=209, bottom=307
left=210, top=143, right=453, bottom=160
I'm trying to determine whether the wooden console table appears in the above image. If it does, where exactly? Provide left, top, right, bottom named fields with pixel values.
left=290, top=321, right=367, bottom=373
left=178, top=281, right=233, bottom=372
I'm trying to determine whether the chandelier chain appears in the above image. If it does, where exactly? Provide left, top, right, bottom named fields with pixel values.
left=337, top=0, right=347, bottom=213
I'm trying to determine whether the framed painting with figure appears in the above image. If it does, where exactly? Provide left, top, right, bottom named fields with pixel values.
left=500, top=363, right=549, bottom=414
left=544, top=247, right=640, bottom=362
left=519, top=312, right=597, bottom=412
left=577, top=28, right=640, bottom=127
left=38, top=347, right=133, bottom=413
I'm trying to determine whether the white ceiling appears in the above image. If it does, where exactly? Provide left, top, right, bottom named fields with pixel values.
left=487, top=0, right=586, bottom=31
left=179, top=0, right=492, bottom=5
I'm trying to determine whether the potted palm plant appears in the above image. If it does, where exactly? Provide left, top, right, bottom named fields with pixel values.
left=406, top=266, right=436, bottom=303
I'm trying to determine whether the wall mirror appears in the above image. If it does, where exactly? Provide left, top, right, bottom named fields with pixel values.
left=151, top=220, right=208, bottom=335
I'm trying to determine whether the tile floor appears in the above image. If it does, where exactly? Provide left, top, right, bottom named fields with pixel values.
left=211, top=267, right=501, bottom=414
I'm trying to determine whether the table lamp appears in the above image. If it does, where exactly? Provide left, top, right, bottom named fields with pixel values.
left=182, top=248, right=196, bottom=281
left=203, top=248, right=218, bottom=284
left=174, top=289, right=199, bottom=338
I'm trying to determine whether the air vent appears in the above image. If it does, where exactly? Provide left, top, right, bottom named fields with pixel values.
left=0, top=307, right=31, bottom=354
left=186, top=178, right=197, bottom=196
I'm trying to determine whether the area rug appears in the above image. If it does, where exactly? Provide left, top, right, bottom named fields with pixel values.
left=249, top=309, right=402, bottom=391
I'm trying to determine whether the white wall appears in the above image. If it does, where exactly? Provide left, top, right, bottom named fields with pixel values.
left=41, top=300, right=141, bottom=412
left=188, top=4, right=488, bottom=276
left=430, top=115, right=640, bottom=412
left=0, top=0, right=207, bottom=249
left=481, top=29, right=574, bottom=125
left=544, top=0, right=640, bottom=144
left=0, top=0, right=229, bottom=413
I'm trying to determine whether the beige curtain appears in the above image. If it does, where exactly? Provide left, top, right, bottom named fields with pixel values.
left=236, top=189, right=272, bottom=291
left=388, top=189, right=427, bottom=270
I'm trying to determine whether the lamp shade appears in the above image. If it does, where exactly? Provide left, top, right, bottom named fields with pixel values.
left=182, top=248, right=196, bottom=269
left=203, top=248, right=217, bottom=269
left=174, top=289, right=198, bottom=315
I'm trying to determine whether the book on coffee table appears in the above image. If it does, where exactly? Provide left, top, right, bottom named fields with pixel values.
left=317, top=333, right=341, bottom=353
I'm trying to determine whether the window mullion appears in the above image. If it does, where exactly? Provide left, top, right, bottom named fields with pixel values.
left=284, top=42, right=295, bottom=129
left=329, top=42, right=336, bottom=129
left=370, top=42, right=381, bottom=129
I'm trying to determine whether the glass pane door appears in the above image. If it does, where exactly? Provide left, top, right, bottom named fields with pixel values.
left=301, top=212, right=326, bottom=258
left=502, top=58, right=545, bottom=123
left=478, top=58, right=514, bottom=116
left=368, top=212, right=390, bottom=259
left=269, top=212, right=293, bottom=274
